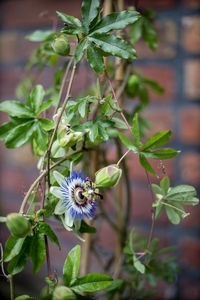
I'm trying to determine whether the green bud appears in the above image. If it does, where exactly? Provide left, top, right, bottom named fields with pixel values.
left=125, top=75, right=140, bottom=98
left=95, top=164, right=122, bottom=188
left=53, top=286, right=76, bottom=300
left=52, top=35, right=70, bottom=56
left=6, top=213, right=31, bottom=238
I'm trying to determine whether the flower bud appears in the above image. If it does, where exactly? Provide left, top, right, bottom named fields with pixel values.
left=6, top=213, right=31, bottom=238
left=52, top=35, right=70, bottom=56
left=53, top=286, right=76, bottom=300
left=95, top=164, right=122, bottom=188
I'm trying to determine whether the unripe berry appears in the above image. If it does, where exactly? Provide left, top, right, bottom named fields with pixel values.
left=52, top=35, right=70, bottom=56
left=95, top=164, right=122, bottom=188
left=6, top=213, right=31, bottom=238
left=53, top=286, right=76, bottom=300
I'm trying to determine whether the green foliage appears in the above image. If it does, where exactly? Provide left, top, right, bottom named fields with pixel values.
left=152, top=177, right=199, bottom=224
left=63, top=245, right=81, bottom=286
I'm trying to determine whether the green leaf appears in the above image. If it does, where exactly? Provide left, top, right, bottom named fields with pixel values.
left=90, top=11, right=140, bottom=34
left=152, top=183, right=164, bottom=196
left=139, top=153, right=156, bottom=175
left=133, top=257, right=145, bottom=274
left=138, top=84, right=149, bottom=106
left=88, top=33, right=136, bottom=60
left=143, top=148, right=179, bottom=160
left=37, top=100, right=53, bottom=116
left=4, top=236, right=26, bottom=262
left=79, top=220, right=96, bottom=234
left=71, top=273, right=112, bottom=292
left=130, top=18, right=143, bottom=44
left=142, top=130, right=172, bottom=151
left=56, top=11, right=82, bottom=28
left=132, top=113, right=140, bottom=146
left=78, top=101, right=87, bottom=118
left=155, top=203, right=164, bottom=220
left=38, top=222, right=60, bottom=250
left=30, top=231, right=46, bottom=273
left=89, top=123, right=98, bottom=142
left=99, top=94, right=112, bottom=115
left=118, top=132, right=138, bottom=152
left=7, top=237, right=31, bottom=275
left=166, top=185, right=199, bottom=205
left=98, top=126, right=109, bottom=141
left=63, top=245, right=81, bottom=286
left=25, top=30, right=53, bottom=41
left=143, top=77, right=164, bottom=94
left=112, top=117, right=128, bottom=130
left=34, top=122, right=48, bottom=151
left=165, top=206, right=180, bottom=225
left=87, top=43, right=104, bottom=74
left=39, top=118, right=54, bottom=131
left=0, top=122, right=15, bottom=141
left=30, top=85, right=45, bottom=115
left=5, top=121, right=35, bottom=148
left=143, top=18, right=157, bottom=51
left=0, top=101, right=34, bottom=118
left=160, top=176, right=170, bottom=194
left=82, top=0, right=100, bottom=33
left=75, top=39, right=88, bottom=63
left=106, top=279, right=124, bottom=292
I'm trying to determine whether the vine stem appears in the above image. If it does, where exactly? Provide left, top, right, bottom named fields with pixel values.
left=107, top=74, right=132, bottom=134
left=116, top=149, right=130, bottom=166
left=8, top=275, right=14, bottom=300
left=19, top=150, right=82, bottom=214
left=46, top=61, right=77, bottom=187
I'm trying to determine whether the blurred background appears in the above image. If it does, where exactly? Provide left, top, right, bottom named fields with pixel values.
left=0, top=0, right=199, bottom=299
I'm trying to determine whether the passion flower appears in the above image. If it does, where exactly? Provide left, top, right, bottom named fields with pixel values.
left=50, top=170, right=102, bottom=230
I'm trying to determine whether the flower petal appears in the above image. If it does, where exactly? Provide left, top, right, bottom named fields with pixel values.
left=65, top=211, right=74, bottom=227
left=53, top=170, right=66, bottom=186
left=50, top=186, right=64, bottom=199
left=54, top=199, right=66, bottom=215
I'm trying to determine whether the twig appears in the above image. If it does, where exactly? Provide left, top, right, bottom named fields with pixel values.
left=116, top=149, right=130, bottom=166
left=8, top=274, right=14, bottom=300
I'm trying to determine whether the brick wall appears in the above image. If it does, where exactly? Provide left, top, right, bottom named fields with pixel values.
left=0, top=0, right=199, bottom=299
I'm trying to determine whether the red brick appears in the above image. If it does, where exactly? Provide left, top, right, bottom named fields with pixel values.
left=180, top=107, right=200, bottom=144
left=96, top=220, right=117, bottom=250
left=180, top=279, right=200, bottom=300
left=184, top=60, right=200, bottom=99
left=135, top=19, right=177, bottom=59
left=0, top=32, right=23, bottom=64
left=182, top=16, right=200, bottom=54
left=1, top=0, right=82, bottom=29
left=180, top=237, right=200, bottom=269
left=183, top=0, right=200, bottom=8
left=180, top=152, right=200, bottom=185
left=133, top=0, right=176, bottom=10
left=140, top=66, right=176, bottom=101
left=142, top=109, right=174, bottom=138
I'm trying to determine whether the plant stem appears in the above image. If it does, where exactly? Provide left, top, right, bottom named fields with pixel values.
left=46, top=61, right=77, bottom=187
left=54, top=57, right=73, bottom=114
left=8, top=275, right=14, bottom=300
left=116, top=149, right=130, bottom=166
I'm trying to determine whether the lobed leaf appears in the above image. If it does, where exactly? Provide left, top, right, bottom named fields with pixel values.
left=38, top=222, right=60, bottom=250
left=87, top=43, right=104, bottom=74
left=56, top=11, right=82, bottom=28
left=25, top=30, right=53, bottom=42
left=88, top=33, right=136, bottom=60
left=30, top=231, right=46, bottom=273
left=142, top=130, right=172, bottom=151
left=29, top=85, right=45, bottom=115
left=5, top=121, right=35, bottom=148
left=90, top=10, right=140, bottom=34
left=118, top=132, right=138, bottom=152
left=0, top=101, right=34, bottom=118
left=139, top=153, right=156, bottom=175
left=4, top=236, right=26, bottom=262
left=82, top=0, right=100, bottom=33
left=143, top=148, right=179, bottom=160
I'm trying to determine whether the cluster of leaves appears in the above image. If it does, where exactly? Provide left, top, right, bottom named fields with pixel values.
left=3, top=221, right=59, bottom=275
left=106, top=228, right=178, bottom=299
left=0, top=85, right=53, bottom=155
left=152, top=176, right=199, bottom=224
left=118, top=113, right=179, bottom=175
left=16, top=245, right=113, bottom=300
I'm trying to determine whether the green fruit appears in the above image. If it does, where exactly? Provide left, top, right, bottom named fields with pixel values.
left=53, top=286, right=76, bottom=300
left=52, top=35, right=70, bottom=56
left=6, top=213, right=31, bottom=238
left=125, top=74, right=140, bottom=97
left=95, top=164, right=122, bottom=188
